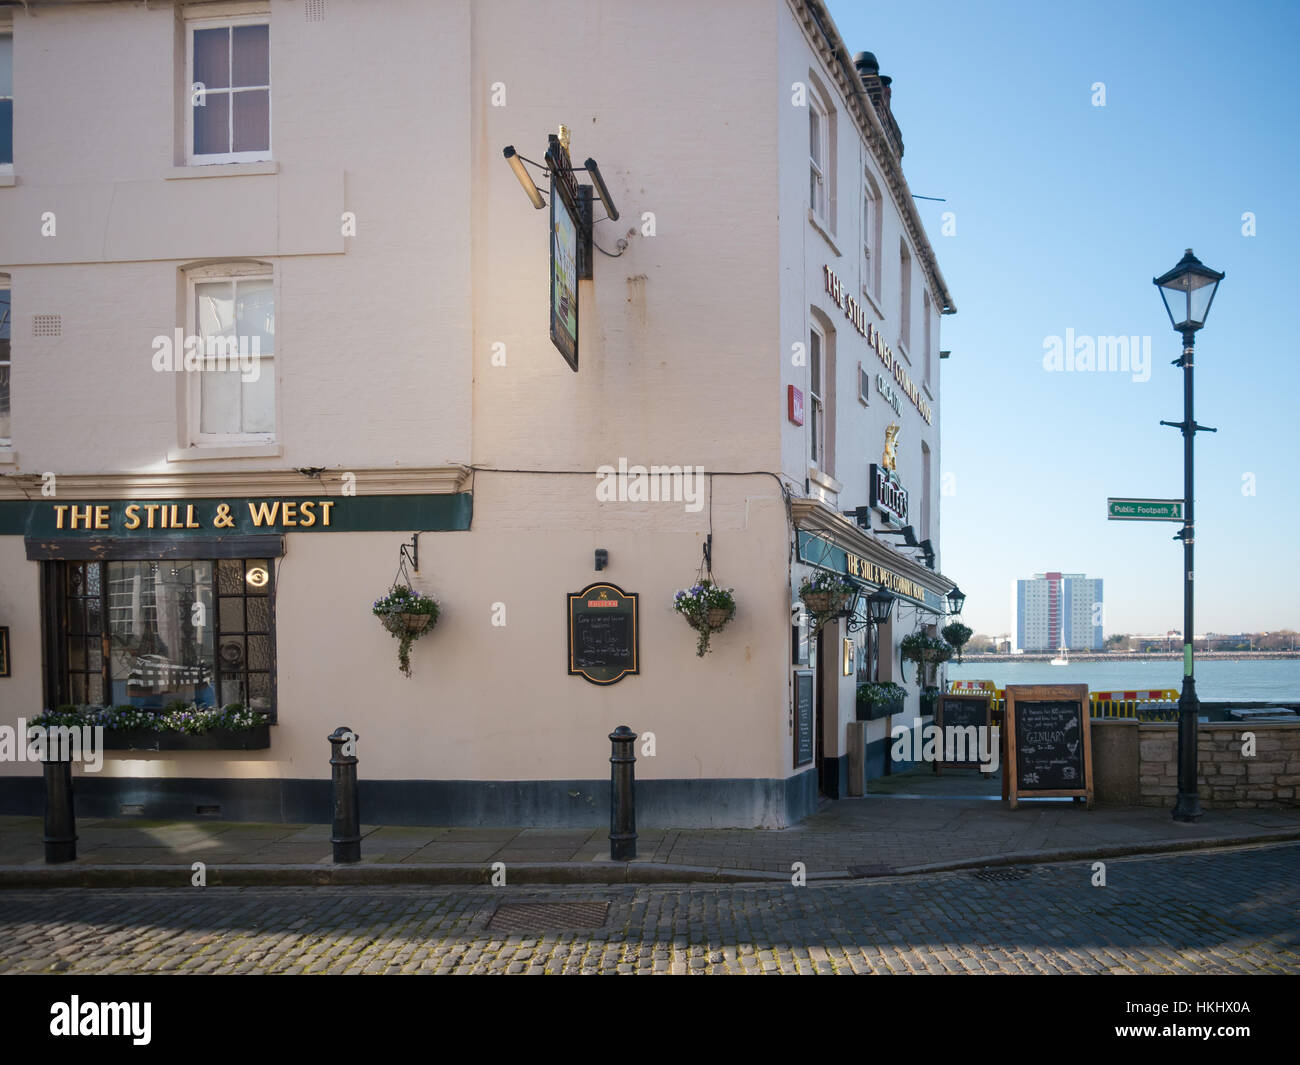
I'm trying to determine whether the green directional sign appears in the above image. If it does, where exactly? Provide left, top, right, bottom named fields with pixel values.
left=1107, top=498, right=1184, bottom=522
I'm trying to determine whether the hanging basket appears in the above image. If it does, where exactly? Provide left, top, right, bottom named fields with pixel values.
left=802, top=590, right=848, bottom=615
left=383, top=612, right=433, bottom=636
left=687, top=605, right=735, bottom=632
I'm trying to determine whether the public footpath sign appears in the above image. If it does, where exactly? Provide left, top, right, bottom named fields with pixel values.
left=1106, top=498, right=1184, bottom=521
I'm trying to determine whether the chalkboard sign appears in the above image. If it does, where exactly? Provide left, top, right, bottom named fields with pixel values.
left=567, top=582, right=639, bottom=685
left=794, top=670, right=815, bottom=768
left=1004, top=684, right=1092, bottom=808
left=933, top=693, right=992, bottom=772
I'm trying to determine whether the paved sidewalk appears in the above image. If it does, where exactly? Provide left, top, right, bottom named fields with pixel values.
left=4, top=786, right=1299, bottom=886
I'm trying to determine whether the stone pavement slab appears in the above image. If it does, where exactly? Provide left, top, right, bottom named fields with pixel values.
left=2, top=793, right=1299, bottom=886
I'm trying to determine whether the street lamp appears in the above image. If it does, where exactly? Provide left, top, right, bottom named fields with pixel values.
left=945, top=585, right=966, bottom=615
left=1153, top=248, right=1224, bottom=823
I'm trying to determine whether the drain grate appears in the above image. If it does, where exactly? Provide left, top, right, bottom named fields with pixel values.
left=970, top=867, right=1031, bottom=882
left=487, top=901, right=610, bottom=932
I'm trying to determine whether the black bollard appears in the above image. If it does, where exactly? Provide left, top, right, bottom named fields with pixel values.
left=329, top=726, right=361, bottom=863
left=608, top=725, right=638, bottom=861
left=43, top=753, right=77, bottom=864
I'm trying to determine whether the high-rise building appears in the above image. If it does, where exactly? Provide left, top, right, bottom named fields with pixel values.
left=1014, top=573, right=1103, bottom=651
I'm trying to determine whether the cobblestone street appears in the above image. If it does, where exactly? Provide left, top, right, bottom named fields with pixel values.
left=1, top=842, right=1296, bottom=975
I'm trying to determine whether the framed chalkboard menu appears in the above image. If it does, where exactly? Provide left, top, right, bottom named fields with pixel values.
left=793, top=670, right=815, bottom=768
left=1004, top=684, right=1092, bottom=809
left=934, top=693, right=992, bottom=772
left=567, top=582, right=639, bottom=685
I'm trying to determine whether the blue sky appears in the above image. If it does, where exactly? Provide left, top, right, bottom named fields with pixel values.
left=826, top=0, right=1300, bottom=638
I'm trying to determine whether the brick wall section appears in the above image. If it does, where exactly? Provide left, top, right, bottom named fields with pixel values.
left=1137, top=722, right=1300, bottom=808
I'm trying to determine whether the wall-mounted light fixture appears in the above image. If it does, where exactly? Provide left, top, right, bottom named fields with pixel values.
left=595, top=548, right=608, bottom=571
left=503, top=145, right=546, bottom=210
left=877, top=524, right=919, bottom=548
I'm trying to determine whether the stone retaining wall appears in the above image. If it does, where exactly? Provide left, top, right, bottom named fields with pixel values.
left=1135, top=721, right=1300, bottom=808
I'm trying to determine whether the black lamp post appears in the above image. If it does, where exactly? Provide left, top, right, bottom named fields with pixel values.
left=1153, top=248, right=1224, bottom=823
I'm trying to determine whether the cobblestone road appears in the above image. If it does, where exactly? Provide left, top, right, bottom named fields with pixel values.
left=2, top=843, right=1296, bottom=975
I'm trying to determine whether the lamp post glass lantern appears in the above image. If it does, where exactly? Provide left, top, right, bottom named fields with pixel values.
left=945, top=585, right=965, bottom=615
left=1153, top=249, right=1223, bottom=823
left=864, top=588, right=895, bottom=682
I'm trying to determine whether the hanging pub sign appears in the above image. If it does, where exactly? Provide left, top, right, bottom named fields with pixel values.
left=548, top=129, right=581, bottom=371
left=567, top=582, right=639, bottom=685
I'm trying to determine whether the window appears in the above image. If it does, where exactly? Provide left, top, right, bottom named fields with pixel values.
left=0, top=33, right=12, bottom=169
left=188, top=263, right=275, bottom=443
left=809, top=97, right=827, bottom=221
left=809, top=322, right=825, bottom=469
left=921, top=441, right=932, bottom=541
left=923, top=291, right=932, bottom=385
left=188, top=18, right=270, bottom=164
left=0, top=277, right=9, bottom=444
left=862, top=170, right=882, bottom=300
left=899, top=240, right=912, bottom=351
left=49, top=557, right=275, bottom=714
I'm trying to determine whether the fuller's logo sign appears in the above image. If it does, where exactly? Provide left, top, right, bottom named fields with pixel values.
left=870, top=464, right=908, bottom=525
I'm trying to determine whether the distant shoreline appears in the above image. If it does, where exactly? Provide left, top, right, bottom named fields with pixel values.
left=959, top=651, right=1300, bottom=664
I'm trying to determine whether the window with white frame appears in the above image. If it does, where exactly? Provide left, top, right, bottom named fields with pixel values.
left=809, top=96, right=828, bottom=222
left=0, top=276, right=10, bottom=444
left=188, top=17, right=270, bottom=164
left=899, top=240, right=912, bottom=351
left=862, top=170, right=882, bottom=300
left=188, top=263, right=275, bottom=444
left=923, top=290, right=932, bottom=385
left=809, top=321, right=826, bottom=470
left=0, top=33, right=12, bottom=169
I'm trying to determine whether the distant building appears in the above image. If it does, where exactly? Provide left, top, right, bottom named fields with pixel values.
left=1014, top=572, right=1103, bottom=651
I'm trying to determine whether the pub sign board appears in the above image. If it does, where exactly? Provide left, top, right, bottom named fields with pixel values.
left=550, top=174, right=580, bottom=371
left=567, top=582, right=638, bottom=684
left=794, top=670, right=815, bottom=768
left=1004, top=684, right=1093, bottom=809
left=934, top=693, right=992, bottom=772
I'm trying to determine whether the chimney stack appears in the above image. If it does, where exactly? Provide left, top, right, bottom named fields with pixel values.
left=853, top=51, right=904, bottom=158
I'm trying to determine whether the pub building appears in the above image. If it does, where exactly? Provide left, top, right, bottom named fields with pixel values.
left=0, top=0, right=957, bottom=828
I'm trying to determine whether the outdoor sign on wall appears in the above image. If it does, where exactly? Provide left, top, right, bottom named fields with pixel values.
left=0, top=626, right=9, bottom=678
left=823, top=264, right=933, bottom=424
left=869, top=464, right=909, bottom=526
left=4, top=494, right=473, bottom=542
left=1004, top=684, right=1093, bottom=809
left=793, top=670, right=815, bottom=768
left=567, top=582, right=639, bottom=685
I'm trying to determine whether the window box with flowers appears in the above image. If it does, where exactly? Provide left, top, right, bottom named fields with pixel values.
left=33, top=703, right=271, bottom=751
left=856, top=681, right=906, bottom=721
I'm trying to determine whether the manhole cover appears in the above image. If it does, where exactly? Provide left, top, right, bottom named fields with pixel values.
left=970, top=867, right=1031, bottom=882
left=847, top=864, right=898, bottom=878
left=487, top=901, right=610, bottom=932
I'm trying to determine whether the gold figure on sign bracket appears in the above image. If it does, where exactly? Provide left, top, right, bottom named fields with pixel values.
left=883, top=422, right=901, bottom=471
left=558, top=125, right=571, bottom=151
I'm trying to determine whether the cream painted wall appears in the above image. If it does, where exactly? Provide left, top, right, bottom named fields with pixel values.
left=776, top=6, right=949, bottom=767
left=0, top=1, right=952, bottom=804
